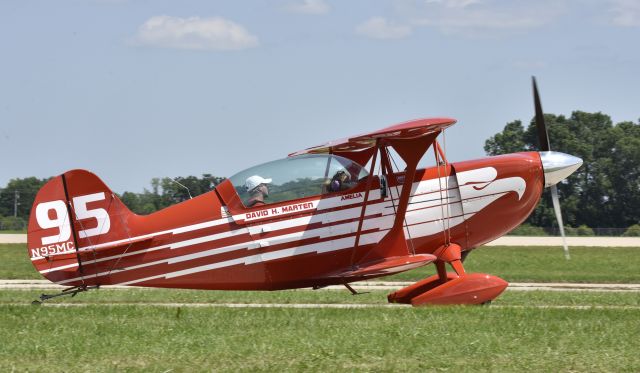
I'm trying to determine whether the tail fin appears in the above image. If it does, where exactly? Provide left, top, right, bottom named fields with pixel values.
left=27, top=169, right=138, bottom=281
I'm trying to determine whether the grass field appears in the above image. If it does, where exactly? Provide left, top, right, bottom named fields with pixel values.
left=2, top=287, right=640, bottom=307
left=0, top=244, right=37, bottom=279
left=388, top=245, right=640, bottom=283
left=2, top=244, right=639, bottom=372
left=3, top=243, right=639, bottom=283
left=1, top=289, right=639, bottom=372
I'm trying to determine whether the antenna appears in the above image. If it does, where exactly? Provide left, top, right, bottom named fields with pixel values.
left=171, top=178, right=193, bottom=199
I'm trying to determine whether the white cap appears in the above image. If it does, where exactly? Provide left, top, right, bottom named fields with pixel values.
left=245, top=175, right=272, bottom=192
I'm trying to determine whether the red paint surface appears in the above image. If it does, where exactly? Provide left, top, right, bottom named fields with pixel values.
left=27, top=118, right=546, bottom=306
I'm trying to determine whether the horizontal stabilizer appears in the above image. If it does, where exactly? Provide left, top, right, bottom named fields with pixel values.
left=77, top=233, right=170, bottom=253
left=36, top=234, right=156, bottom=259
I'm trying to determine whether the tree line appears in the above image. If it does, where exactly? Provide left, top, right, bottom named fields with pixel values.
left=1, top=110, right=638, bottom=233
left=0, top=175, right=225, bottom=230
left=485, top=111, right=639, bottom=234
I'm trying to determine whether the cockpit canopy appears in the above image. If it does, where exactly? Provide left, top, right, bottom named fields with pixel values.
left=229, top=154, right=369, bottom=207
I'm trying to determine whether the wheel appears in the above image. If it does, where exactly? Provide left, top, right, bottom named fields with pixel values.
left=460, top=249, right=471, bottom=263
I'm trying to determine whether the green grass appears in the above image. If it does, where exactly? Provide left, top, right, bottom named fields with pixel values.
left=1, top=292, right=639, bottom=372
left=2, top=288, right=640, bottom=307
left=389, top=246, right=640, bottom=283
left=0, top=244, right=39, bottom=279
left=1, top=288, right=385, bottom=305
left=2, top=244, right=640, bottom=283
left=3, top=243, right=639, bottom=372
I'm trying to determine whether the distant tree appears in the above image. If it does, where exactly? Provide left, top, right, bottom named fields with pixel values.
left=508, top=223, right=548, bottom=236
left=576, top=225, right=595, bottom=236
left=119, top=191, right=158, bottom=215
left=267, top=177, right=325, bottom=203
left=159, top=174, right=225, bottom=206
left=119, top=174, right=225, bottom=215
left=623, top=224, right=640, bottom=237
left=484, top=120, right=528, bottom=155
left=0, top=177, right=49, bottom=220
left=485, top=111, right=640, bottom=228
left=0, top=216, right=26, bottom=231
left=0, top=174, right=225, bottom=226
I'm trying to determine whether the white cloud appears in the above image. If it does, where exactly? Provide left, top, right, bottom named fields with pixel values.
left=356, top=17, right=412, bottom=40
left=285, top=0, right=330, bottom=15
left=609, top=0, right=640, bottom=27
left=132, top=16, right=259, bottom=51
left=407, top=0, right=566, bottom=36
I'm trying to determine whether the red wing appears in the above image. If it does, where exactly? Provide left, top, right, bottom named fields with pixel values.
left=327, top=254, right=437, bottom=279
left=289, top=117, right=456, bottom=157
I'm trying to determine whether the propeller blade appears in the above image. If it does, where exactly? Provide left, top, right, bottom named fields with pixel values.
left=550, top=185, right=570, bottom=260
left=532, top=76, right=551, bottom=151
left=533, top=77, right=571, bottom=259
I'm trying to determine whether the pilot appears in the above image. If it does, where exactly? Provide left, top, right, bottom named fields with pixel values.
left=245, top=175, right=272, bottom=207
left=327, top=170, right=356, bottom=192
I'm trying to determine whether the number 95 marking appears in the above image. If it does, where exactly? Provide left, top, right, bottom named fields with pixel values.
left=35, top=192, right=111, bottom=245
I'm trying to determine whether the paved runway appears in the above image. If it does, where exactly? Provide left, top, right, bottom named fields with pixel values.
left=2, top=279, right=639, bottom=292
left=2, top=234, right=639, bottom=246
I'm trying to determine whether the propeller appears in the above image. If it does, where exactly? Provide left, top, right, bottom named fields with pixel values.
left=532, top=76, right=573, bottom=260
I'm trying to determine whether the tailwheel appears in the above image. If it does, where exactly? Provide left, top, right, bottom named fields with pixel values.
left=31, top=284, right=99, bottom=305
left=460, top=249, right=473, bottom=263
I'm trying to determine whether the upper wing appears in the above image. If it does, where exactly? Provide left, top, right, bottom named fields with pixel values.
left=289, top=117, right=457, bottom=157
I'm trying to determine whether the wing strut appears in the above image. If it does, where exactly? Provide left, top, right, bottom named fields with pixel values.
left=383, top=148, right=417, bottom=256
left=349, top=142, right=380, bottom=267
left=357, top=131, right=442, bottom=264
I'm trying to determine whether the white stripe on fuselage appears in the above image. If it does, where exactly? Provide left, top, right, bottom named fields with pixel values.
left=32, top=188, right=378, bottom=262
left=118, top=230, right=390, bottom=286
left=43, top=167, right=526, bottom=284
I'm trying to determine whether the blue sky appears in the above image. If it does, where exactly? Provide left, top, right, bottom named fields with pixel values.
left=1, top=0, right=638, bottom=193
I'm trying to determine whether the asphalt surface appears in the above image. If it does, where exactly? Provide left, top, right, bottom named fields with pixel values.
left=2, top=280, right=639, bottom=292
left=3, top=234, right=639, bottom=246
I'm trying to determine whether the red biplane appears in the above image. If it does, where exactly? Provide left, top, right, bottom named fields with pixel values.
left=27, top=78, right=582, bottom=306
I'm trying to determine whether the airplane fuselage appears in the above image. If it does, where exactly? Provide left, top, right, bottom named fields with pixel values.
left=28, top=152, right=543, bottom=291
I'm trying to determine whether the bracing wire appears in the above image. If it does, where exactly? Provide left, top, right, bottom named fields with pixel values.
left=106, top=194, right=135, bottom=277
left=72, top=194, right=129, bottom=283
left=71, top=205, right=92, bottom=286
left=442, top=129, right=452, bottom=246
left=434, top=140, right=449, bottom=246
left=386, top=148, right=400, bottom=215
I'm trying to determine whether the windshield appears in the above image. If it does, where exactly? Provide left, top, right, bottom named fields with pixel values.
left=229, top=154, right=369, bottom=207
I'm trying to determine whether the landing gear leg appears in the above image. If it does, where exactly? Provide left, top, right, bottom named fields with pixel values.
left=344, top=283, right=369, bottom=295
left=388, top=243, right=508, bottom=306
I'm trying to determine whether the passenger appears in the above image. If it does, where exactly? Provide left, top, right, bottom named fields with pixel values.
left=245, top=175, right=272, bottom=207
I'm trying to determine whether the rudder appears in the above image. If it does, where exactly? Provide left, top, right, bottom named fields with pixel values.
left=27, top=169, right=139, bottom=284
